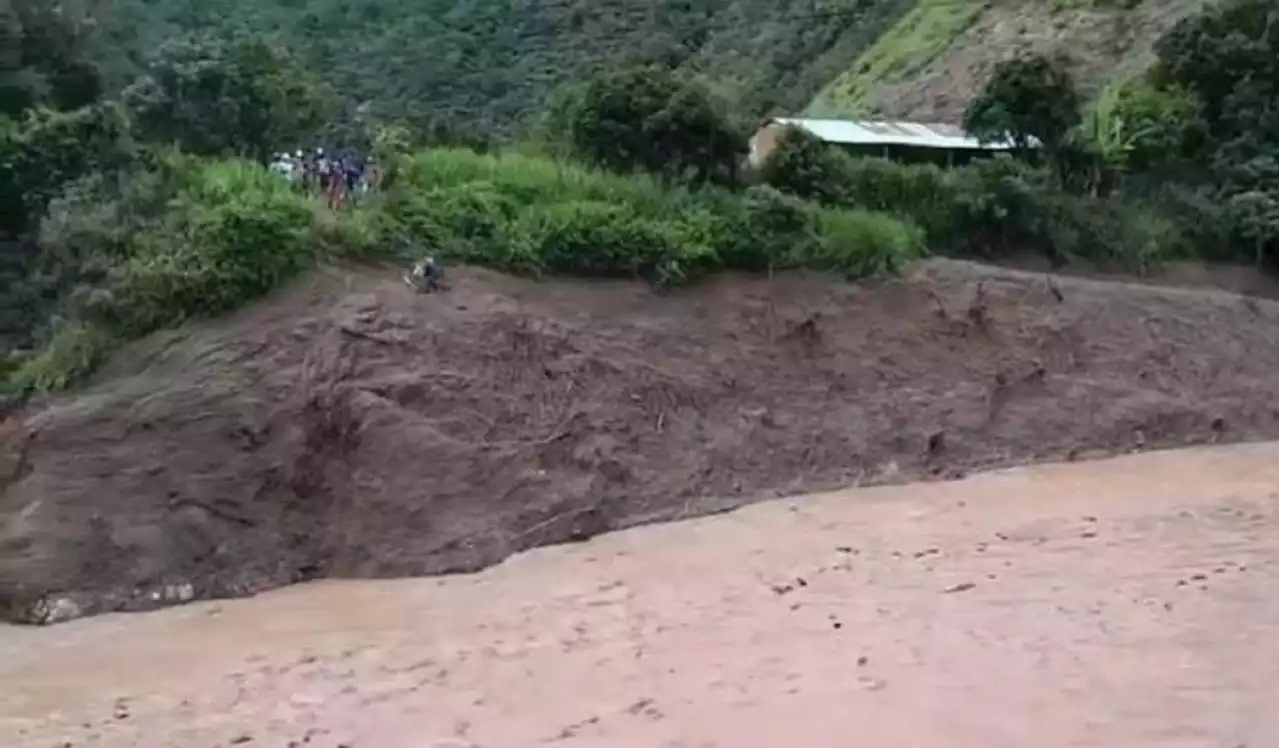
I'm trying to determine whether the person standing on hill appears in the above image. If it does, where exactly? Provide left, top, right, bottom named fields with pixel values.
left=326, top=155, right=347, bottom=210
left=343, top=155, right=364, bottom=203
left=363, top=157, right=381, bottom=195
left=315, top=148, right=331, bottom=195
left=269, top=152, right=293, bottom=180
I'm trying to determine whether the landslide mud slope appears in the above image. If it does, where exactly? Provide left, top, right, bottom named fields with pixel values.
left=0, top=259, right=1275, bottom=622
left=2, top=443, right=1276, bottom=747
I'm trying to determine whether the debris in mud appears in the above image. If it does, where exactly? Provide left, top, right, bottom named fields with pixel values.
left=967, top=281, right=989, bottom=331
left=943, top=582, right=977, bottom=594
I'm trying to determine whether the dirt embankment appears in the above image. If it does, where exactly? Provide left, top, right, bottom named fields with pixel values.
left=0, top=259, right=1275, bottom=623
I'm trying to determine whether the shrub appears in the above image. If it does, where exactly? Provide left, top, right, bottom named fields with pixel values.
left=809, top=208, right=925, bottom=278
left=505, top=201, right=672, bottom=279
left=758, top=126, right=857, bottom=204
left=93, top=157, right=315, bottom=335
left=721, top=185, right=816, bottom=271
left=964, top=53, right=1081, bottom=154
left=383, top=147, right=918, bottom=285
left=555, top=65, right=746, bottom=185
left=8, top=320, right=114, bottom=393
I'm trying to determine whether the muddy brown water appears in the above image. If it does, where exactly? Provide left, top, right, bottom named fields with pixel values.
left=2, top=443, right=1276, bottom=747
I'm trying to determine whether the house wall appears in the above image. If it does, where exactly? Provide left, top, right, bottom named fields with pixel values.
left=747, top=123, right=790, bottom=168
left=747, top=121, right=1014, bottom=170
left=838, top=143, right=1005, bottom=167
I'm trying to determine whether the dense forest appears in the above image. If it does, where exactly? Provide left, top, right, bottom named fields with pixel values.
left=94, top=0, right=916, bottom=135
left=0, top=0, right=1275, bottom=397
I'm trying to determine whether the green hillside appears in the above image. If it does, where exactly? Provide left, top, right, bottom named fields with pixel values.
left=94, top=0, right=923, bottom=136
left=94, top=0, right=1209, bottom=135
left=807, top=0, right=1208, bottom=123
left=2, top=0, right=1273, bottom=393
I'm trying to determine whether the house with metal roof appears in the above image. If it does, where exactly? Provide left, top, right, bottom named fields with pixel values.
left=748, top=117, right=1026, bottom=169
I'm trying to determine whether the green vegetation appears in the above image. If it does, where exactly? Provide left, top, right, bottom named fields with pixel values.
left=807, top=0, right=984, bottom=118
left=963, top=54, right=1082, bottom=154
left=2, top=14, right=930, bottom=393
left=761, top=126, right=1175, bottom=268
left=124, top=33, right=337, bottom=161
left=0, top=0, right=1273, bottom=398
left=766, top=1, right=1278, bottom=274
left=386, top=148, right=920, bottom=285
left=94, top=0, right=919, bottom=136
left=7, top=144, right=922, bottom=392
left=546, top=64, right=746, bottom=186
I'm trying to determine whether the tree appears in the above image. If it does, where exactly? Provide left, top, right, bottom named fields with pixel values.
left=1218, top=189, right=1280, bottom=268
left=964, top=54, right=1081, bottom=155
left=758, top=126, right=854, bottom=204
left=0, top=104, right=131, bottom=237
left=124, top=32, right=336, bottom=161
left=1154, top=0, right=1277, bottom=152
left=559, top=64, right=745, bottom=185
left=0, top=0, right=103, bottom=117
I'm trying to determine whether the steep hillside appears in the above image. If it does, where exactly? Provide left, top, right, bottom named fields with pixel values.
left=1, top=260, right=1274, bottom=624
left=807, top=0, right=1205, bottom=121
left=93, top=0, right=1206, bottom=135
left=94, top=0, right=917, bottom=134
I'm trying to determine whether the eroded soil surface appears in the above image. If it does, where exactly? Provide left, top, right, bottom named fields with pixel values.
left=0, top=259, right=1275, bottom=621
left=2, top=443, right=1276, bottom=747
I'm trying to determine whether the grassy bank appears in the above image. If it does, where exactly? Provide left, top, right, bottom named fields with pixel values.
left=9, top=147, right=923, bottom=393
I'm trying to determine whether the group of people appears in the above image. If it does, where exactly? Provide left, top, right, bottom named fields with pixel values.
left=269, top=148, right=381, bottom=209
left=269, top=148, right=444, bottom=294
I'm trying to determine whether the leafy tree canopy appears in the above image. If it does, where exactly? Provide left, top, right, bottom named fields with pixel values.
left=123, top=32, right=337, bottom=161
left=964, top=54, right=1081, bottom=154
left=0, top=0, right=103, bottom=118
left=558, top=65, right=746, bottom=185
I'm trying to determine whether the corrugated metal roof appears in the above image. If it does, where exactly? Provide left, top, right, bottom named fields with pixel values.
left=770, top=117, right=1021, bottom=151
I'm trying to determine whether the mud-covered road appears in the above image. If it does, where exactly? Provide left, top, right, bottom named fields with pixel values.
left=2, top=443, right=1276, bottom=747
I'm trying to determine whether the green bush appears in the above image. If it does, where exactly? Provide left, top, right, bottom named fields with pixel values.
left=722, top=185, right=816, bottom=271
left=383, top=147, right=916, bottom=286
left=762, top=148, right=1183, bottom=272
left=8, top=320, right=115, bottom=393
left=20, top=145, right=933, bottom=393
left=94, top=157, right=316, bottom=335
left=758, top=126, right=858, bottom=204
left=555, top=65, right=746, bottom=186
left=507, top=201, right=672, bottom=279
left=809, top=208, right=925, bottom=278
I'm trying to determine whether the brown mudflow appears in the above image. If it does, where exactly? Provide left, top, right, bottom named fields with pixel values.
left=3, top=443, right=1276, bottom=747
left=0, top=259, right=1275, bottom=623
